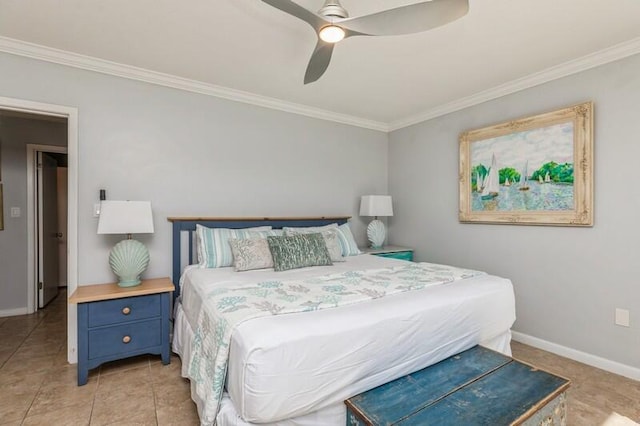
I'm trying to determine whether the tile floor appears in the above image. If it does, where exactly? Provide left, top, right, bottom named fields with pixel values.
left=511, top=341, right=640, bottom=425
left=0, top=292, right=198, bottom=426
left=0, top=291, right=638, bottom=425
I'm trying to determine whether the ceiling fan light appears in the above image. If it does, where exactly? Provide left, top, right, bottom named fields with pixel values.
left=319, top=25, right=345, bottom=43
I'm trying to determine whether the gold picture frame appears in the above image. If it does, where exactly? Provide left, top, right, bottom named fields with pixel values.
left=459, top=102, right=593, bottom=226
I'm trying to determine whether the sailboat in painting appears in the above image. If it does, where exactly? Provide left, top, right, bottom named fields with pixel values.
left=519, top=160, right=530, bottom=191
left=545, top=171, right=551, bottom=183
left=504, top=177, right=510, bottom=186
left=481, top=154, right=499, bottom=200
left=476, top=171, right=484, bottom=192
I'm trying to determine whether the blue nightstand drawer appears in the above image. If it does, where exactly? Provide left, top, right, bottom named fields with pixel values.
left=374, top=251, right=413, bottom=261
left=88, top=294, right=161, bottom=327
left=72, top=278, right=174, bottom=386
left=88, top=318, right=162, bottom=359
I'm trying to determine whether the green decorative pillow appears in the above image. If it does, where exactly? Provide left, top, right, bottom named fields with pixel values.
left=284, top=227, right=345, bottom=262
left=267, top=233, right=333, bottom=272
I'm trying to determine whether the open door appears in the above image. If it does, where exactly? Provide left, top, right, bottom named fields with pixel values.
left=57, top=167, right=68, bottom=287
left=38, top=151, right=60, bottom=308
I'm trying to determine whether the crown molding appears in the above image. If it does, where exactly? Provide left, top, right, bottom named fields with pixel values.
left=0, top=36, right=389, bottom=132
left=1, top=35, right=639, bottom=134
left=388, top=36, right=640, bottom=132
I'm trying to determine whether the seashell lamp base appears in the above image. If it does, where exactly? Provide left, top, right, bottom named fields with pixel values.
left=367, top=219, right=386, bottom=249
left=109, top=238, right=150, bottom=287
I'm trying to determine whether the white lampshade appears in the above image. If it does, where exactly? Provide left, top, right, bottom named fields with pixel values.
left=360, top=195, right=393, bottom=249
left=98, top=201, right=154, bottom=235
left=360, top=195, right=393, bottom=217
left=98, top=201, right=154, bottom=287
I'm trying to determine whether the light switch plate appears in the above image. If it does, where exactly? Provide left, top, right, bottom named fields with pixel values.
left=615, top=308, right=630, bottom=327
left=10, top=207, right=20, bottom=218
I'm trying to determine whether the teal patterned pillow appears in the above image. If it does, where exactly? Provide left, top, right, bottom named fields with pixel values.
left=267, top=233, right=333, bottom=272
left=283, top=227, right=344, bottom=262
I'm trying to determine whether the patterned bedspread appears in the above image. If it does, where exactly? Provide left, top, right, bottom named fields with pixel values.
left=187, top=262, right=485, bottom=425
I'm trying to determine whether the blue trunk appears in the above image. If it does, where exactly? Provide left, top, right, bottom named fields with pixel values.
left=345, top=345, right=569, bottom=425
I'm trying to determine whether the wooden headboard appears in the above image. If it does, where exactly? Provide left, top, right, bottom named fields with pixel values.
left=168, top=216, right=351, bottom=299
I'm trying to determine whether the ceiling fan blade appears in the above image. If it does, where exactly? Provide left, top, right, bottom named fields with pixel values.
left=303, top=31, right=366, bottom=84
left=304, top=40, right=335, bottom=84
left=339, top=0, right=469, bottom=36
left=262, top=0, right=327, bottom=31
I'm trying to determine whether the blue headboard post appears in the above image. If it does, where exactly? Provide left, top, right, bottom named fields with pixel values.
left=171, top=220, right=183, bottom=298
left=168, top=216, right=351, bottom=301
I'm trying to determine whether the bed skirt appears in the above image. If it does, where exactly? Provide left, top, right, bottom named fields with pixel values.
left=173, top=300, right=512, bottom=426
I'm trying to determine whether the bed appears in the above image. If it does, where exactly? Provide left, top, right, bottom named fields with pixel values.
left=169, top=217, right=516, bottom=426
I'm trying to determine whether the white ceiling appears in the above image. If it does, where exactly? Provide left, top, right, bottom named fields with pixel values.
left=1, top=0, right=639, bottom=129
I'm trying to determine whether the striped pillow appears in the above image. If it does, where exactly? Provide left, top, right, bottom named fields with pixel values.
left=196, top=225, right=282, bottom=268
left=336, top=223, right=361, bottom=256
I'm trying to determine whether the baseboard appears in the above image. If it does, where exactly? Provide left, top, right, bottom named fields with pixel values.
left=511, top=331, right=640, bottom=381
left=0, top=307, right=29, bottom=317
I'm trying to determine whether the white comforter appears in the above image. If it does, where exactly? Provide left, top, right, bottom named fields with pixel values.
left=174, top=255, right=516, bottom=424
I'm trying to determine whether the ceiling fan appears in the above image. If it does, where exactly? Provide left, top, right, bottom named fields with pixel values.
left=262, top=0, right=469, bottom=84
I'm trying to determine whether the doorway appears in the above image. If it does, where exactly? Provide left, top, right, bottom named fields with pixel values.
left=0, top=95, right=78, bottom=363
left=35, top=149, right=68, bottom=308
left=24, top=144, right=67, bottom=310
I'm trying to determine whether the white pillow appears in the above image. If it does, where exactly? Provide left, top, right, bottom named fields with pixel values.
left=229, top=238, right=274, bottom=272
left=282, top=223, right=337, bottom=231
left=283, top=222, right=361, bottom=257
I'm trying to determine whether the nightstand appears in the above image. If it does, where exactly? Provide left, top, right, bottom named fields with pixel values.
left=361, top=245, right=414, bottom=261
left=69, top=277, right=174, bottom=386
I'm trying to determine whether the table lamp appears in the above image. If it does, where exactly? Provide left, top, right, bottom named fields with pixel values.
left=97, top=200, right=154, bottom=287
left=360, top=195, right=393, bottom=248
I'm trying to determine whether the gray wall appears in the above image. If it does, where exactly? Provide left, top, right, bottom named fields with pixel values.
left=388, top=53, right=640, bottom=368
left=0, top=52, right=388, bottom=311
left=0, top=116, right=67, bottom=312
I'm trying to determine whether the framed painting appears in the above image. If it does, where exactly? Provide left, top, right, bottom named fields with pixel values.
left=459, top=102, right=593, bottom=226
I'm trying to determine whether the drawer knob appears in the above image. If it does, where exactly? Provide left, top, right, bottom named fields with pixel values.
left=122, top=306, right=131, bottom=315
left=122, top=335, right=132, bottom=344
